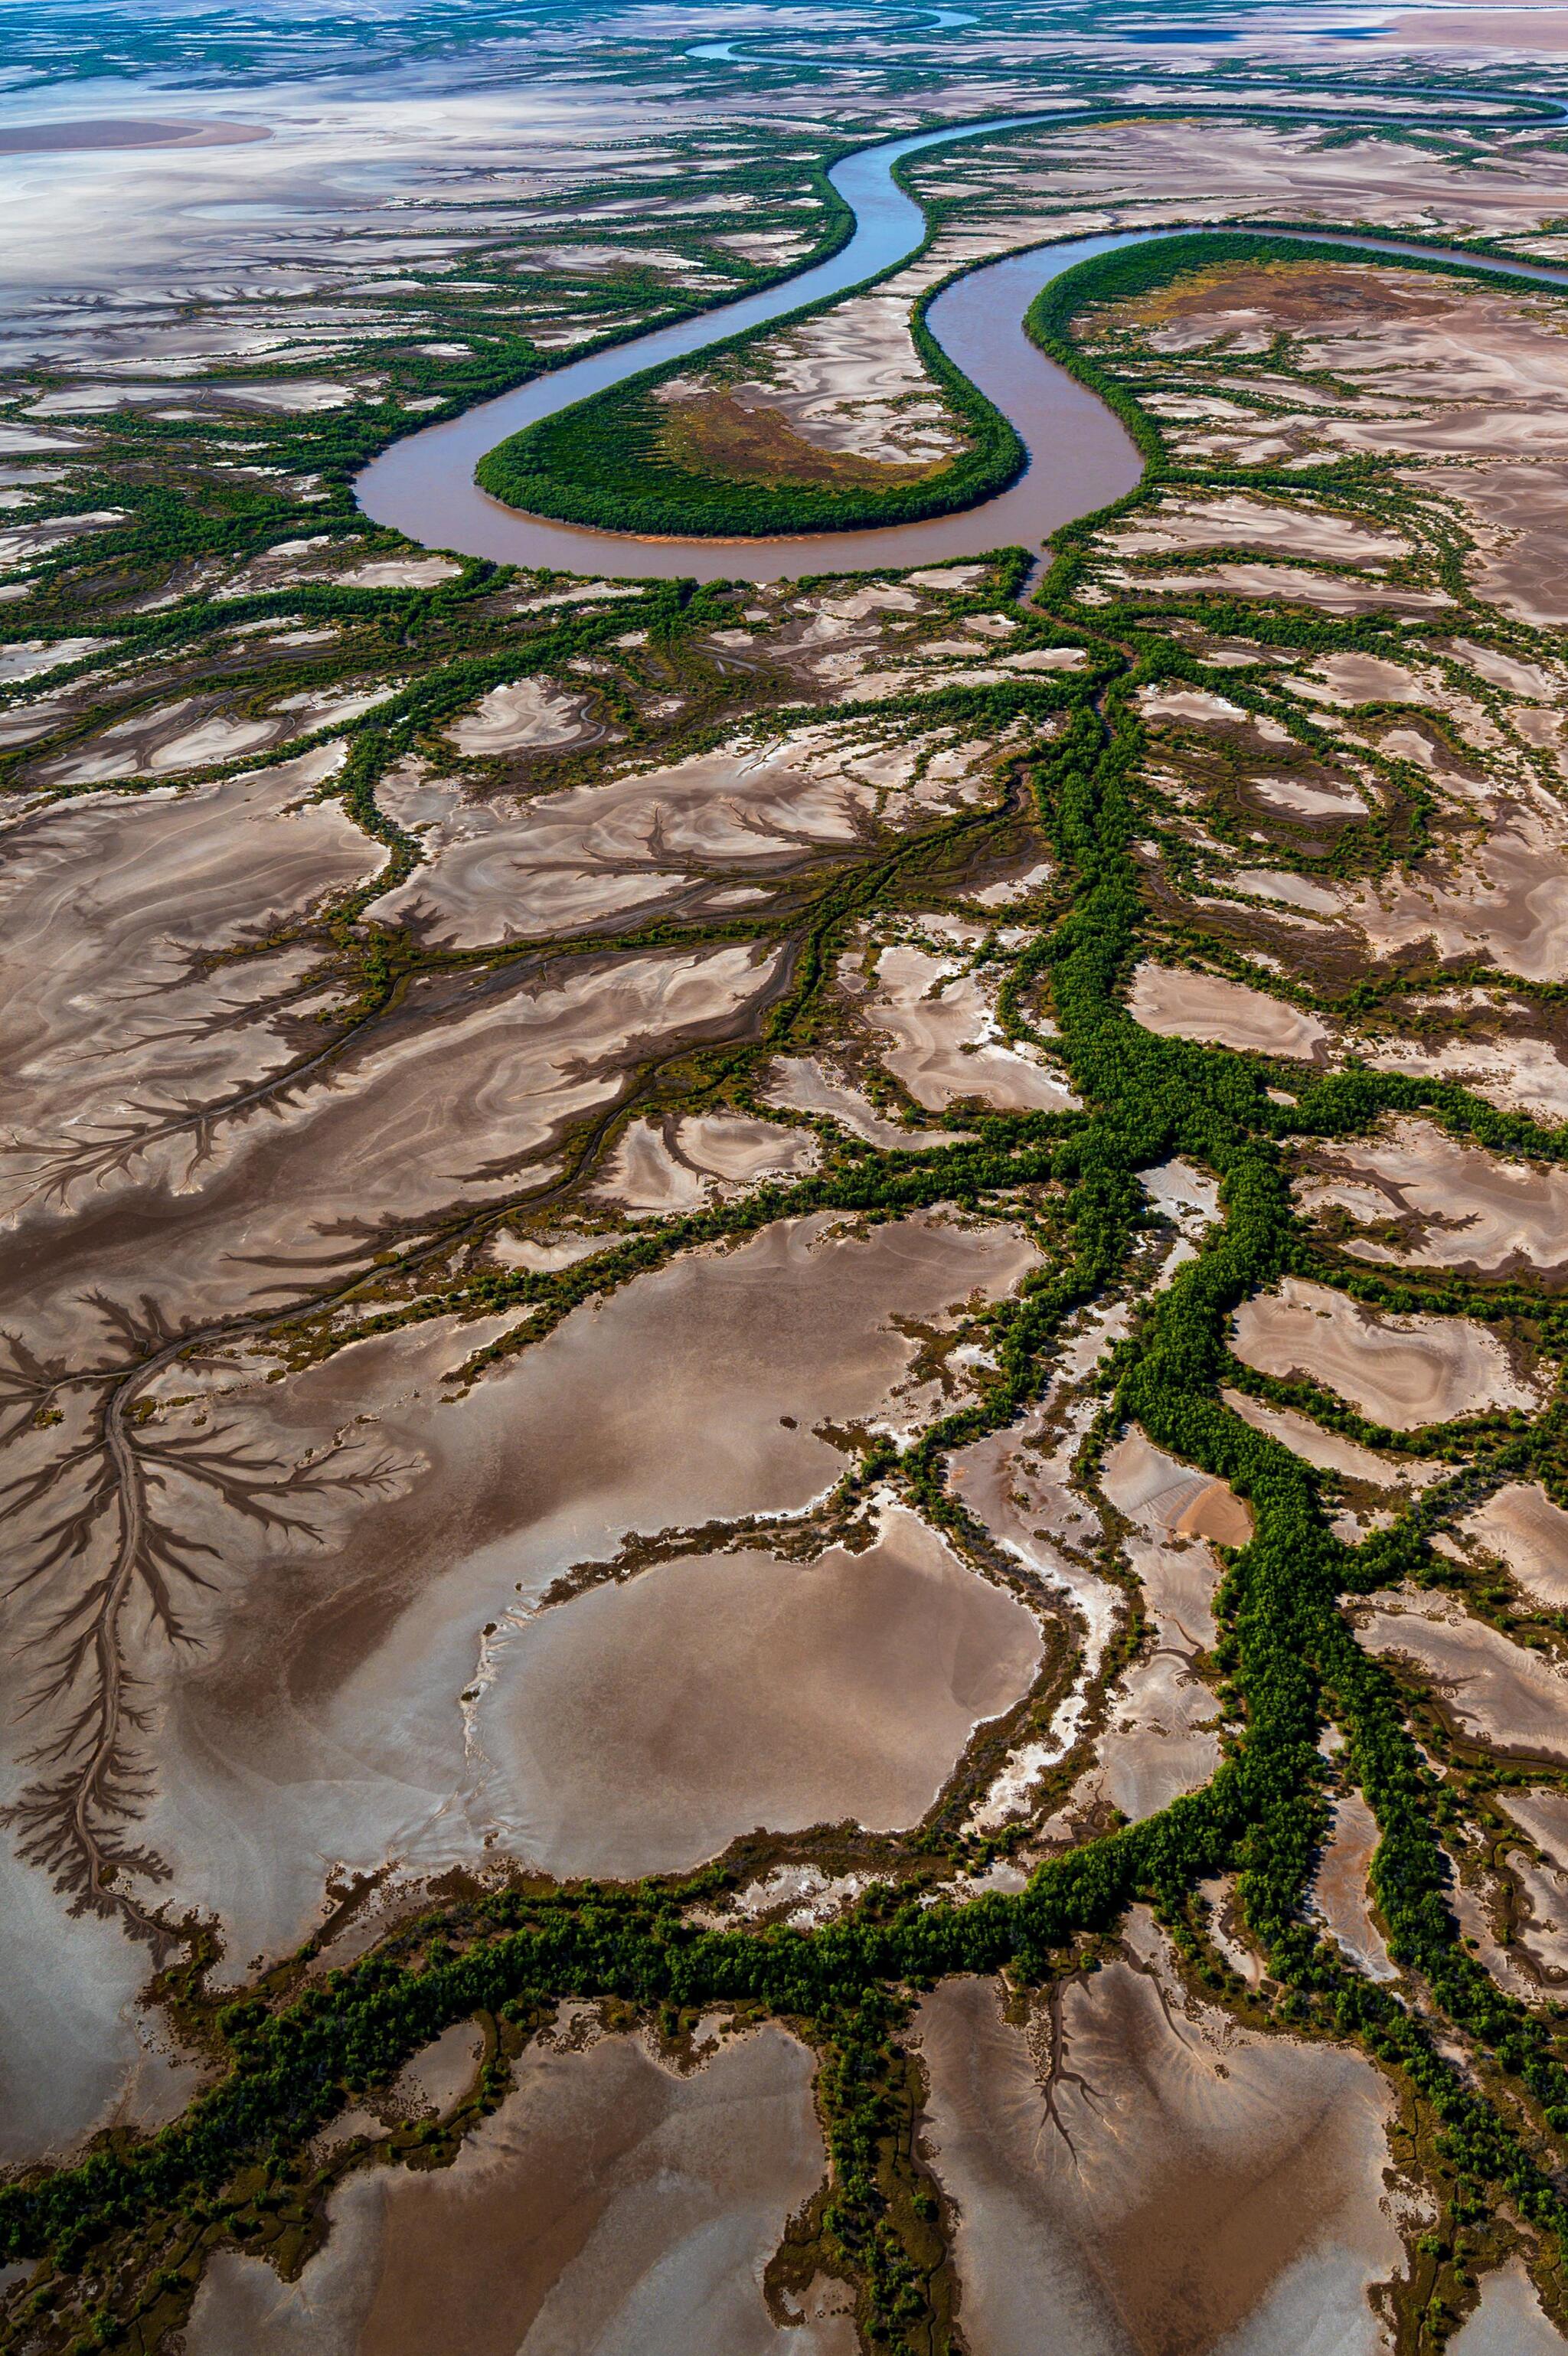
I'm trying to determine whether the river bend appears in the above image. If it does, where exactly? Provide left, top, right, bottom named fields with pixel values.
left=355, top=96, right=1568, bottom=582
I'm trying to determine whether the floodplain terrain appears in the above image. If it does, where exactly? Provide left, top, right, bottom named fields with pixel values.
left=13, top=3, right=1568, bottom=2353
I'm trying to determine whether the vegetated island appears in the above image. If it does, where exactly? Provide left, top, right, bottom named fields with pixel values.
left=474, top=274, right=1024, bottom=537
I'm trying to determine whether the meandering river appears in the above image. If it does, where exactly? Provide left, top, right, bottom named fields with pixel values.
left=354, top=96, right=1568, bottom=582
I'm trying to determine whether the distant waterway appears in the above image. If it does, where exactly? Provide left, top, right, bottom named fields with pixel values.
left=355, top=93, right=1568, bottom=583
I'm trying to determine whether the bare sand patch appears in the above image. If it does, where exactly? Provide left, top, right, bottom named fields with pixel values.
left=915, top=1939, right=1400, bottom=2356
left=1102, top=1425, right=1252, bottom=1554
left=338, top=554, right=462, bottom=589
left=1107, top=493, right=1406, bottom=565
left=1500, top=1786, right=1568, bottom=1879
left=1311, top=1791, right=1397, bottom=1982
left=1117, top=561, right=1453, bottom=615
left=591, top=1110, right=817, bottom=1211
left=184, top=2024, right=848, bottom=2356
left=1441, top=638, right=1565, bottom=702
left=1135, top=683, right=1257, bottom=730
left=447, top=677, right=600, bottom=756
left=34, top=696, right=289, bottom=785
left=1448, top=2257, right=1567, bottom=2356
left=1460, top=1483, right=1568, bottom=1610
left=964, top=854, right=1053, bottom=909
left=31, top=381, right=352, bottom=417
left=387, top=2021, right=482, bottom=2120
left=1127, top=963, right=1328, bottom=1060
left=1293, top=652, right=1438, bottom=706
left=479, top=1506, right=1041, bottom=1879
left=1295, top=1117, right=1568, bottom=1274
left=512, top=583, right=648, bottom=613
left=1099, top=1641, right=1224, bottom=1825
left=1235, top=867, right=1346, bottom=915
left=1233, top=1276, right=1541, bottom=1428
left=854, top=943, right=1075, bottom=1113
left=0, top=636, right=103, bottom=682
left=760, top=1054, right=959, bottom=1147
left=1141, top=1155, right=1221, bottom=1240
left=1499, top=1818, right=1568, bottom=1984
left=1360, top=1026, right=1568, bottom=1124
left=1250, top=770, right=1368, bottom=819
left=108, top=1215, right=1039, bottom=1972
left=1354, top=1593, right=1568, bottom=1758
left=923, top=112, right=1568, bottom=257
left=992, top=645, right=1086, bottom=673
left=0, top=426, right=83, bottom=453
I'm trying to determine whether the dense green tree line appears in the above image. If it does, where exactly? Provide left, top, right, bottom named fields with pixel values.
left=474, top=272, right=1024, bottom=538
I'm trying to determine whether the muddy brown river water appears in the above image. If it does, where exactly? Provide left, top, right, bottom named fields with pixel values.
left=357, top=103, right=1568, bottom=583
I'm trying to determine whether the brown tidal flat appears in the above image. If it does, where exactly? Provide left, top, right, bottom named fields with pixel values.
left=1093, top=1644, right=1226, bottom=1825
left=761, top=1054, right=960, bottom=1148
left=1232, top=1277, right=1542, bottom=1429
left=1506, top=1843, right=1568, bottom=1984
left=478, top=1505, right=1041, bottom=1878
left=1294, top=652, right=1436, bottom=706
left=1105, top=492, right=1406, bottom=566
left=1494, top=1787, right=1568, bottom=1982
left=1, top=941, right=784, bottom=1346
left=184, top=2022, right=851, bottom=2356
left=1350, top=808, right=1568, bottom=985
left=1498, top=1785, right=1568, bottom=1882
left=1116, top=560, right=1452, bottom=617
left=1360, top=1024, right=1568, bottom=1125
left=0, top=118, right=270, bottom=151
left=0, top=745, right=377, bottom=1181
left=947, top=1390, right=1125, bottom=1835
left=446, top=676, right=603, bottom=756
left=590, top=1110, right=818, bottom=1211
left=915, top=1936, right=1401, bottom=2356
left=371, top=729, right=922, bottom=946
left=30, top=1214, right=1037, bottom=2015
left=1377, top=8, right=1568, bottom=49
left=1101, top=1426, right=1253, bottom=1556
left=1040, top=1430, right=1236, bottom=1826
left=1443, top=462, right=1568, bottom=626
left=851, top=941, right=1076, bottom=1113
